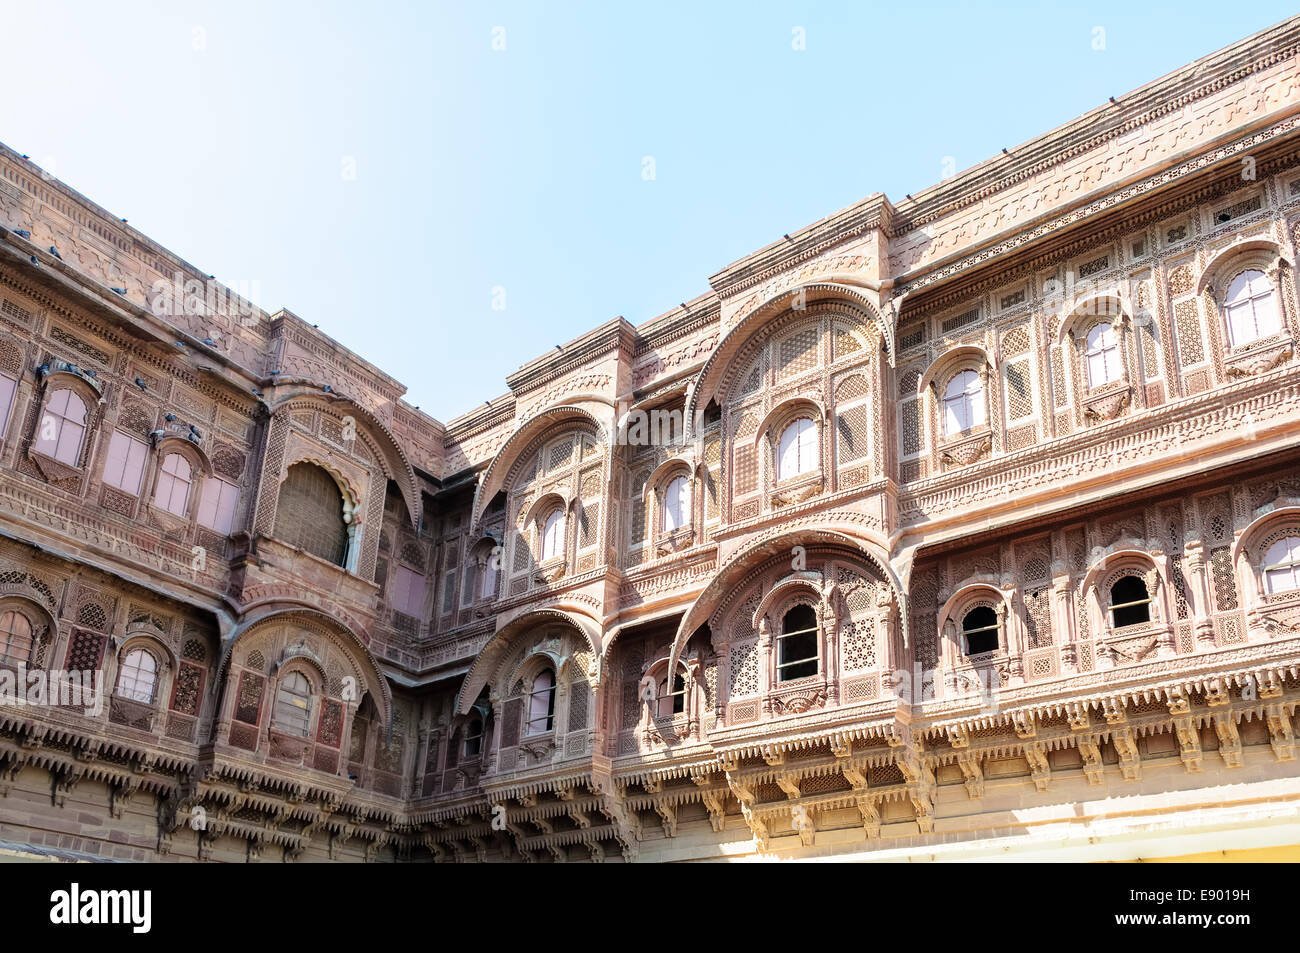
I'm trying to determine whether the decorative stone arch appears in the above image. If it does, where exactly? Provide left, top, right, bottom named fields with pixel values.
left=507, top=646, right=564, bottom=693
left=455, top=606, right=602, bottom=716
left=754, top=396, right=826, bottom=451
left=643, top=454, right=694, bottom=499
left=1234, top=506, right=1300, bottom=609
left=117, top=624, right=178, bottom=672
left=1080, top=550, right=1168, bottom=637
left=471, top=405, right=607, bottom=528
left=464, top=534, right=503, bottom=605
left=272, top=642, right=329, bottom=686
left=684, top=286, right=890, bottom=438
left=143, top=435, right=211, bottom=527
left=522, top=490, right=571, bottom=529
left=753, top=573, right=826, bottom=631
left=917, top=345, right=995, bottom=397
left=643, top=454, right=696, bottom=544
left=1196, top=239, right=1295, bottom=360
left=106, top=621, right=173, bottom=705
left=0, top=593, right=56, bottom=669
left=665, top=527, right=904, bottom=683
left=1056, top=292, right=1133, bottom=348
left=756, top=575, right=834, bottom=688
left=217, top=607, right=392, bottom=725
left=641, top=651, right=698, bottom=722
left=149, top=433, right=214, bottom=477
left=283, top=454, right=361, bottom=516
left=938, top=584, right=1012, bottom=663
left=27, top=361, right=106, bottom=475
left=1059, top=293, right=1138, bottom=416
left=264, top=392, right=421, bottom=530
left=1196, top=238, right=1293, bottom=297
left=37, top=360, right=104, bottom=401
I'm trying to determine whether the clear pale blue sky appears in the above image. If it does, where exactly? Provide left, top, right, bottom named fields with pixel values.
left=2, top=2, right=1295, bottom=420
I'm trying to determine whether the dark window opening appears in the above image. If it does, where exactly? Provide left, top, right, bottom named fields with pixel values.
left=962, top=606, right=1000, bottom=655
left=777, top=604, right=819, bottom=681
left=657, top=672, right=686, bottom=717
left=463, top=715, right=483, bottom=758
left=1110, top=575, right=1152, bottom=628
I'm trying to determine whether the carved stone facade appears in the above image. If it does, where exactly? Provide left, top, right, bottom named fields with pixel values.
left=3, top=20, right=1300, bottom=862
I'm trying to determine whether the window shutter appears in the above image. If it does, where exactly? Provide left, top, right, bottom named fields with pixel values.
left=501, top=697, right=522, bottom=748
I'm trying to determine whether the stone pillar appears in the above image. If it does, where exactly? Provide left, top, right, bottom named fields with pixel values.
left=757, top=616, right=773, bottom=711
left=822, top=581, right=840, bottom=706
left=1186, top=538, right=1216, bottom=646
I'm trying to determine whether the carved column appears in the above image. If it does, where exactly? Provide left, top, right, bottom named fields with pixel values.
left=484, top=694, right=504, bottom=774
left=822, top=580, right=840, bottom=706
left=1185, top=538, right=1215, bottom=646
left=941, top=617, right=958, bottom=697
left=711, top=629, right=729, bottom=728
left=876, top=586, right=898, bottom=696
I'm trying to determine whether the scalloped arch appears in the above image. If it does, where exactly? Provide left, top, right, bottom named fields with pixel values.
left=1056, top=293, right=1131, bottom=348
left=470, top=405, right=606, bottom=528
left=216, top=607, right=392, bottom=724
left=663, top=527, right=902, bottom=681
left=455, top=606, right=601, bottom=715
left=684, top=285, right=891, bottom=438
left=266, top=392, right=421, bottom=530
left=918, top=345, right=994, bottom=396
left=1197, top=238, right=1292, bottom=296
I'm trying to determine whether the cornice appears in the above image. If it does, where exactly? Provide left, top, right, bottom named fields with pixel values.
left=505, top=317, right=637, bottom=394
left=632, top=294, right=720, bottom=357
left=888, top=15, right=1300, bottom=235
left=896, top=116, right=1300, bottom=310
left=900, top=145, right=1300, bottom=321
left=442, top=394, right=516, bottom=443
left=708, top=193, right=891, bottom=297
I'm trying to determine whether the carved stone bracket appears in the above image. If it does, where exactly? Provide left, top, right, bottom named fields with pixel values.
left=1213, top=713, right=1243, bottom=768
left=1265, top=703, right=1295, bottom=762
left=1110, top=726, right=1142, bottom=780
left=1023, top=742, right=1050, bottom=792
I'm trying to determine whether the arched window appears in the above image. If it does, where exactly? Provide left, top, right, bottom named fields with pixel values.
left=1224, top=269, right=1281, bottom=346
left=777, top=604, right=819, bottom=682
left=962, top=606, right=1000, bottom=655
left=524, top=669, right=556, bottom=735
left=115, top=648, right=158, bottom=703
left=777, top=418, right=818, bottom=480
left=274, top=463, right=349, bottom=566
left=272, top=671, right=313, bottom=736
left=154, top=453, right=193, bottom=516
left=1110, top=576, right=1152, bottom=628
left=1085, top=323, right=1122, bottom=387
left=0, top=610, right=33, bottom=664
left=463, top=714, right=483, bottom=758
left=34, top=388, right=87, bottom=465
left=656, top=671, right=687, bottom=717
left=1263, top=537, right=1300, bottom=594
left=480, top=556, right=497, bottom=599
left=661, top=475, right=689, bottom=532
left=943, top=370, right=986, bottom=435
left=540, top=508, right=565, bottom=561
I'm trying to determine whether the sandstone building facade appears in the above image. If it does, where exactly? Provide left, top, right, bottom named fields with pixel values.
left=2, top=21, right=1300, bottom=863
